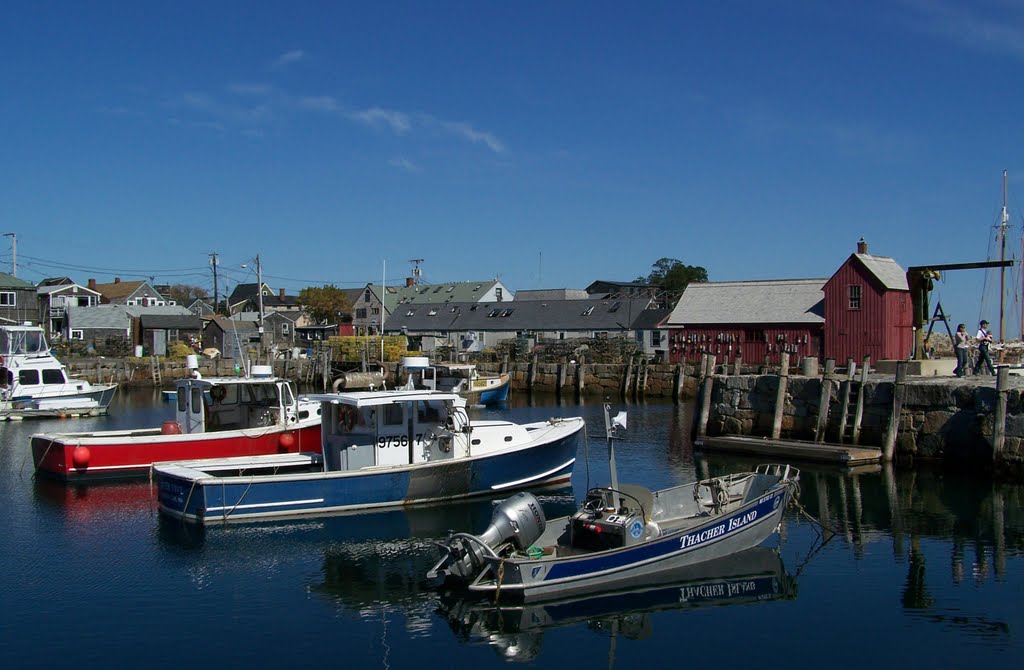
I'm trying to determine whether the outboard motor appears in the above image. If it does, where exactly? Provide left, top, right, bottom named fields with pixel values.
left=478, top=491, right=546, bottom=551
left=429, top=492, right=546, bottom=583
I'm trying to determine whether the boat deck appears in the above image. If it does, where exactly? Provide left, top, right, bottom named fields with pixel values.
left=694, top=435, right=881, bottom=465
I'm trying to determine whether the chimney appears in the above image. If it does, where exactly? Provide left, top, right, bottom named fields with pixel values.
left=114, top=277, right=121, bottom=284
left=279, top=288, right=285, bottom=300
left=856, top=238, right=867, bottom=255
left=88, top=278, right=96, bottom=290
left=406, top=277, right=414, bottom=287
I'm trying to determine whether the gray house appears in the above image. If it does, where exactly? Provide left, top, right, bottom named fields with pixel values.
left=138, top=313, right=203, bottom=356
left=382, top=297, right=662, bottom=356
left=37, top=280, right=102, bottom=340
left=0, top=272, right=39, bottom=326
left=203, top=318, right=259, bottom=361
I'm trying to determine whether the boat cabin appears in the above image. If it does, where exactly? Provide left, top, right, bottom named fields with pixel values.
left=173, top=376, right=314, bottom=434
left=402, top=356, right=480, bottom=394
left=0, top=325, right=85, bottom=400
left=309, top=390, right=470, bottom=472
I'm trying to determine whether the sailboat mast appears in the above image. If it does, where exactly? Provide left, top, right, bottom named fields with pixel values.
left=999, top=170, right=1008, bottom=342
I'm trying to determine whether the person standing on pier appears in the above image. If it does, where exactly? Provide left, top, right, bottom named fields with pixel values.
left=974, top=320, right=996, bottom=375
left=954, top=323, right=970, bottom=377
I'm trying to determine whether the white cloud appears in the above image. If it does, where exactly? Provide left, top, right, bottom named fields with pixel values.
left=298, top=95, right=341, bottom=112
left=388, top=157, right=421, bottom=172
left=902, top=0, right=1024, bottom=58
left=176, top=92, right=273, bottom=125
left=271, top=50, right=306, bottom=70
left=349, top=107, right=412, bottom=134
left=440, top=120, right=506, bottom=154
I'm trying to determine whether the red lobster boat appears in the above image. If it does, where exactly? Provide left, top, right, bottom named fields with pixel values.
left=31, top=367, right=322, bottom=482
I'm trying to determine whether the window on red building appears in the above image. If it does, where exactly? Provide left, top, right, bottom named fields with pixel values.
left=848, top=285, right=862, bottom=310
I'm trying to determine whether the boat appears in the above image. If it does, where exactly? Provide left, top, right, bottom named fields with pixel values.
left=153, top=388, right=583, bottom=524
left=439, top=547, right=795, bottom=661
left=401, top=356, right=510, bottom=405
left=427, top=403, right=800, bottom=603
left=0, top=325, right=117, bottom=421
left=31, top=364, right=322, bottom=482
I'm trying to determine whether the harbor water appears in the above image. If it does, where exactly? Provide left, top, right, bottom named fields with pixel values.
left=1, top=390, right=1022, bottom=668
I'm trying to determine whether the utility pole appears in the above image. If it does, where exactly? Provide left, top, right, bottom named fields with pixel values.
left=3, top=233, right=15, bottom=276
left=209, top=252, right=219, bottom=314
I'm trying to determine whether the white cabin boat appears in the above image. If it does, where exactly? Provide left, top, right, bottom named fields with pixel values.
left=0, top=325, right=117, bottom=420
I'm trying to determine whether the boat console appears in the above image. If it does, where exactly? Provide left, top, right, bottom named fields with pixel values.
left=569, top=487, right=655, bottom=551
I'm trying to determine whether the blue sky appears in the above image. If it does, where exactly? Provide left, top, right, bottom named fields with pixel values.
left=4, top=1, right=1024, bottom=337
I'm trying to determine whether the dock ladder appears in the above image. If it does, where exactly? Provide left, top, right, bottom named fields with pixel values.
left=150, top=356, right=162, bottom=385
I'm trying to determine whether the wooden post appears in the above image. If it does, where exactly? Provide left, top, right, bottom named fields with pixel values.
left=672, top=363, right=684, bottom=402
left=697, top=355, right=717, bottom=437
left=501, top=355, right=509, bottom=375
left=814, top=358, right=836, bottom=443
left=622, top=357, right=634, bottom=400
left=993, top=366, right=1010, bottom=456
left=852, top=355, right=869, bottom=445
left=882, top=360, right=908, bottom=462
left=528, top=354, right=538, bottom=392
left=557, top=358, right=567, bottom=397
left=771, top=352, right=790, bottom=440
left=836, top=359, right=855, bottom=444
left=733, top=355, right=742, bottom=376
left=575, top=358, right=585, bottom=400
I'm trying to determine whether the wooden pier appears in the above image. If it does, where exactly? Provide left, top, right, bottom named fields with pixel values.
left=694, top=435, right=882, bottom=466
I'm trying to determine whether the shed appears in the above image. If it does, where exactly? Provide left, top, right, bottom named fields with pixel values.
left=823, top=240, right=912, bottom=363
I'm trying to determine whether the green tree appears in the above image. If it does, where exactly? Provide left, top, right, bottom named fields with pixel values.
left=636, top=258, right=708, bottom=293
left=298, top=284, right=353, bottom=324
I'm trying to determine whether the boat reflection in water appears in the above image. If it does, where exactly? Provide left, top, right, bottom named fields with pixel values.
left=438, top=547, right=796, bottom=662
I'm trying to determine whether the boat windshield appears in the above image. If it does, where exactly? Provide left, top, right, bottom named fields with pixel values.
left=0, top=329, right=48, bottom=356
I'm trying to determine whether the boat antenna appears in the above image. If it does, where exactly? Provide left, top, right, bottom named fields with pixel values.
left=603, top=402, right=627, bottom=509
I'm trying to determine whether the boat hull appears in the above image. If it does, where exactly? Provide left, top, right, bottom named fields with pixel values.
left=1, top=384, right=117, bottom=421
left=155, top=422, right=580, bottom=524
left=31, top=421, right=322, bottom=482
left=471, top=484, right=792, bottom=603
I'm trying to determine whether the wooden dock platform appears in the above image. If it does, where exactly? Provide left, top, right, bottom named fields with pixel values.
left=694, top=435, right=882, bottom=466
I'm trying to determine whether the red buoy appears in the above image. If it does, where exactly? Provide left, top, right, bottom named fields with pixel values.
left=279, top=432, right=296, bottom=450
left=161, top=421, right=183, bottom=435
left=72, top=446, right=90, bottom=468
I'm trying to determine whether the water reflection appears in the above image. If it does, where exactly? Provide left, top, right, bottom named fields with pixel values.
left=438, top=547, right=795, bottom=662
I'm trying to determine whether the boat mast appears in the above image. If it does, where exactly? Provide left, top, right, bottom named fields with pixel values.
left=1000, top=170, right=1008, bottom=342
left=257, top=254, right=265, bottom=360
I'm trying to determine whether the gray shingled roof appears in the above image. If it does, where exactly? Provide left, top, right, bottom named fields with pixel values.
left=384, top=298, right=657, bottom=332
left=853, top=253, right=909, bottom=290
left=66, top=305, right=132, bottom=329
left=370, top=280, right=503, bottom=311
left=139, top=314, right=203, bottom=329
left=515, top=288, right=590, bottom=301
left=665, top=279, right=826, bottom=326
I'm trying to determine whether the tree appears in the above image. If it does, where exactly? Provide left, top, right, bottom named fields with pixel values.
left=164, top=284, right=209, bottom=305
left=636, top=258, right=708, bottom=293
left=298, top=284, right=353, bottom=324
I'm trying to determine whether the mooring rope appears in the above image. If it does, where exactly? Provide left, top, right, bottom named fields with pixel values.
left=222, top=477, right=256, bottom=522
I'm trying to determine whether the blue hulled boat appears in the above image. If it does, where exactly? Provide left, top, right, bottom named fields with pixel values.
left=154, top=389, right=582, bottom=524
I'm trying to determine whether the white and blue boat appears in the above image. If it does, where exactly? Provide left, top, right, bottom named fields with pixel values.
left=401, top=357, right=510, bottom=405
left=427, top=404, right=800, bottom=603
left=154, top=389, right=583, bottom=524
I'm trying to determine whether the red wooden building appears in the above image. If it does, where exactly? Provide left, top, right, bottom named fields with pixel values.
left=663, top=278, right=826, bottom=366
left=823, top=239, right=912, bottom=363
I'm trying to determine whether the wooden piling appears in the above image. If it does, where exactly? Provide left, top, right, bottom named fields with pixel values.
left=882, top=360, right=908, bottom=462
left=672, top=363, right=684, bottom=402
left=993, top=366, right=1010, bottom=456
left=574, top=359, right=585, bottom=400
left=770, top=352, right=790, bottom=440
left=696, top=355, right=717, bottom=437
left=837, top=359, right=855, bottom=444
left=557, top=358, right=567, bottom=397
left=733, top=355, right=742, bottom=376
left=852, top=355, right=869, bottom=445
left=622, top=358, right=634, bottom=400
left=528, top=354, right=538, bottom=392
left=814, top=358, right=836, bottom=443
